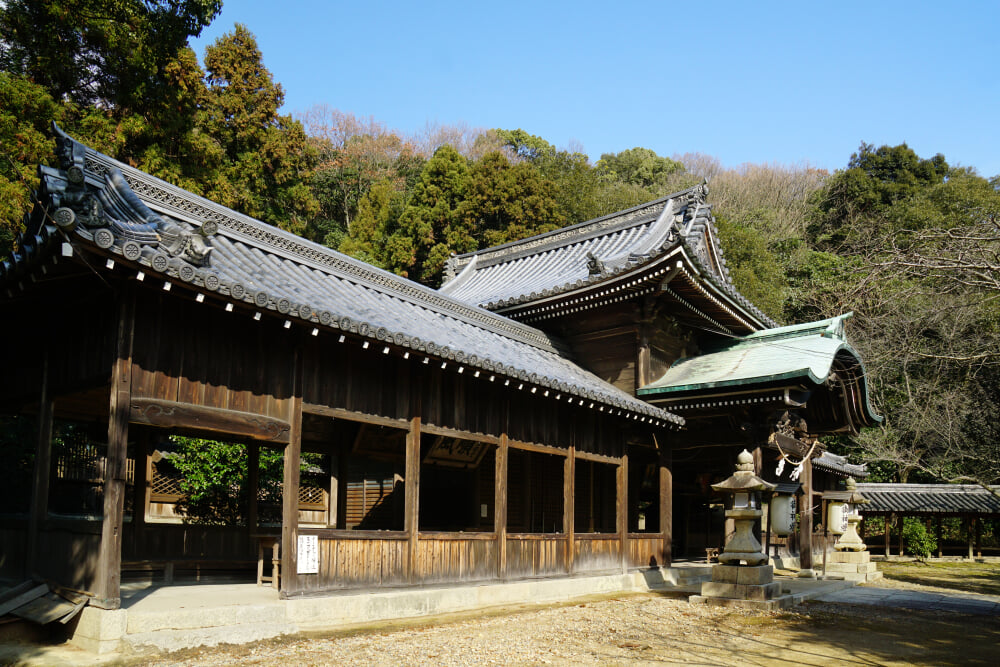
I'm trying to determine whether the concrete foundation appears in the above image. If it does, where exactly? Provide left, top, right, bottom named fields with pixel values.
left=65, top=566, right=711, bottom=656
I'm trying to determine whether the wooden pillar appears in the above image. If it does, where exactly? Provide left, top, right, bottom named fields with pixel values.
left=404, top=416, right=421, bottom=582
left=659, top=446, right=672, bottom=568
left=967, top=517, right=974, bottom=560
left=885, top=515, right=891, bottom=557
left=564, top=447, right=575, bottom=574
left=897, top=515, right=904, bottom=556
left=94, top=289, right=135, bottom=610
left=936, top=516, right=943, bottom=558
left=131, top=432, right=150, bottom=559
left=974, top=517, right=982, bottom=559
left=617, top=453, right=628, bottom=574
left=247, top=443, right=260, bottom=533
left=798, top=457, right=813, bottom=572
left=26, top=348, right=53, bottom=578
left=280, top=349, right=303, bottom=598
left=495, top=434, right=508, bottom=579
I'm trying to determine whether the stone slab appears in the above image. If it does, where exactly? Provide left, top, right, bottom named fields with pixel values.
left=829, top=551, right=871, bottom=564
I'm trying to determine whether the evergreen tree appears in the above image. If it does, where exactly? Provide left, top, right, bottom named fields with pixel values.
left=201, top=24, right=318, bottom=234
left=386, top=145, right=472, bottom=284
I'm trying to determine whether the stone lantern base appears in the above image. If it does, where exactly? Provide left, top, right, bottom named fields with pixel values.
left=699, top=564, right=781, bottom=601
left=825, top=550, right=882, bottom=582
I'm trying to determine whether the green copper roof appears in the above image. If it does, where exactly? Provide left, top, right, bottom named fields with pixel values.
left=638, top=313, right=866, bottom=396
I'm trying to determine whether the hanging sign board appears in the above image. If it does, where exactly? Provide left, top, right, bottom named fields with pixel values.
left=297, top=534, right=319, bottom=574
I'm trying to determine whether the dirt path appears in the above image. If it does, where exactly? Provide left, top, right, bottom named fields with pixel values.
left=127, top=588, right=1000, bottom=667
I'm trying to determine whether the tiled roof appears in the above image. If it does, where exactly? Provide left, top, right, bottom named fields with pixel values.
left=440, top=184, right=775, bottom=328
left=1, top=126, right=683, bottom=427
left=813, top=452, right=868, bottom=478
left=857, top=484, right=1000, bottom=515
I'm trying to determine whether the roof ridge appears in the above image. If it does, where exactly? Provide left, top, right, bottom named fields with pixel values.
left=443, top=187, right=705, bottom=279
left=67, top=130, right=567, bottom=355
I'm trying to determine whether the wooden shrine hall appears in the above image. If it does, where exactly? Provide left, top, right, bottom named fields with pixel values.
left=0, top=127, right=879, bottom=619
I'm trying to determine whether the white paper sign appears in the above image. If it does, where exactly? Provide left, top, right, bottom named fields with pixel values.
left=297, top=534, right=319, bottom=574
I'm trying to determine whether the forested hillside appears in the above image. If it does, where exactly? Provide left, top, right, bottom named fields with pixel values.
left=2, top=2, right=998, bottom=487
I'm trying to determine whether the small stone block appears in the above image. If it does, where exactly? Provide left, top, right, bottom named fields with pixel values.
left=856, top=562, right=877, bottom=574
left=745, top=582, right=782, bottom=601
left=737, top=565, right=773, bottom=586
left=712, top=564, right=741, bottom=583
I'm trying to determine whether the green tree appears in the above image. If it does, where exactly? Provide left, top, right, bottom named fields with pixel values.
left=460, top=152, right=564, bottom=247
left=596, top=147, right=684, bottom=192
left=201, top=23, right=319, bottom=234
left=339, top=179, right=408, bottom=268
left=386, top=145, right=472, bottom=284
left=0, top=0, right=221, bottom=111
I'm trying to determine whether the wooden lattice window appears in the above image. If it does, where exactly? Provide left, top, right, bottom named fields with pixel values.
left=150, top=461, right=184, bottom=502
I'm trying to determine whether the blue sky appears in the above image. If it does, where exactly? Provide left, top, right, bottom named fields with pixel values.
left=192, top=1, right=999, bottom=177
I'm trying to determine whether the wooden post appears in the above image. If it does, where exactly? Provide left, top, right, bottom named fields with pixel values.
left=882, top=514, right=892, bottom=558
left=95, top=289, right=135, bottom=609
left=936, top=516, right=942, bottom=558
left=659, top=445, right=672, bottom=568
left=26, top=348, right=53, bottom=578
left=617, top=453, right=628, bottom=574
left=131, top=432, right=150, bottom=559
left=405, top=416, right=421, bottom=582
left=247, top=443, right=260, bottom=533
left=799, top=456, right=813, bottom=573
left=564, top=446, right=575, bottom=574
left=898, top=515, right=904, bottom=557
left=495, top=434, right=508, bottom=579
left=972, top=517, right=981, bottom=558
left=280, top=353, right=303, bottom=598
left=967, top=517, right=974, bottom=560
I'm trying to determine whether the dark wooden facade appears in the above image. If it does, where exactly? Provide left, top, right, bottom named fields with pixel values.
left=1, top=266, right=673, bottom=606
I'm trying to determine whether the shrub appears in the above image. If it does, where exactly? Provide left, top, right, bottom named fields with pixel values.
left=902, top=518, right=937, bottom=558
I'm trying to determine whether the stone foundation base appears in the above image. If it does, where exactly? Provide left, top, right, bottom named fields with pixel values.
left=825, top=550, right=882, bottom=582
left=700, top=565, right=781, bottom=601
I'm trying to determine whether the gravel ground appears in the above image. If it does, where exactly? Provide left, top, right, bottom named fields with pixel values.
left=126, top=585, right=1000, bottom=667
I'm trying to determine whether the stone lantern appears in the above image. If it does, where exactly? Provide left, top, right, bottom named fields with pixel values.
left=697, top=450, right=783, bottom=605
left=834, top=478, right=868, bottom=551
left=712, top=450, right=776, bottom=566
left=825, top=477, right=882, bottom=582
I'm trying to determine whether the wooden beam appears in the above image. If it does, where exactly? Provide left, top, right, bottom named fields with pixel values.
left=405, top=416, right=421, bottom=582
left=130, top=398, right=291, bottom=443
left=94, top=288, right=135, bottom=610
left=507, top=438, right=567, bottom=458
left=495, top=434, right=508, bottom=579
left=659, top=446, right=672, bottom=568
left=420, top=422, right=499, bottom=445
left=574, top=450, right=622, bottom=466
left=302, top=403, right=408, bottom=431
left=26, top=348, right=53, bottom=577
left=564, top=446, right=575, bottom=574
